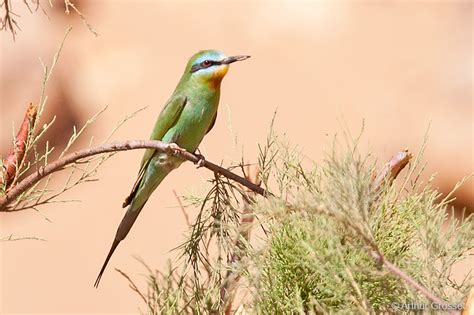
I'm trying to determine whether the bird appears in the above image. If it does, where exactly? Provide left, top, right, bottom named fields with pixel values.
left=94, top=50, right=250, bottom=287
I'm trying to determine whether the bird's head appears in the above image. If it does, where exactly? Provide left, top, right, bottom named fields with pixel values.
left=185, top=50, right=250, bottom=88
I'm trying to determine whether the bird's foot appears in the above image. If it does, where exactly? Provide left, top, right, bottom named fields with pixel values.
left=169, top=143, right=186, bottom=156
left=194, top=153, right=206, bottom=168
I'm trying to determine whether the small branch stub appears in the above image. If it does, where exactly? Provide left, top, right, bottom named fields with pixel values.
left=373, top=148, right=413, bottom=192
left=1, top=103, right=38, bottom=189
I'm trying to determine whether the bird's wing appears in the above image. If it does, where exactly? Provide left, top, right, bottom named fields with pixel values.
left=122, top=95, right=187, bottom=208
left=205, top=111, right=217, bottom=135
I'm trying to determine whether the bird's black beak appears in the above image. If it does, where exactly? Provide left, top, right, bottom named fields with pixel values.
left=221, top=55, right=251, bottom=64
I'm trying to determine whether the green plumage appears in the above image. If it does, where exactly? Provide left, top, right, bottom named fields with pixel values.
left=94, top=50, right=249, bottom=287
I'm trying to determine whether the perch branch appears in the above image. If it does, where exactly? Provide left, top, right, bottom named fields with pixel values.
left=0, top=140, right=268, bottom=211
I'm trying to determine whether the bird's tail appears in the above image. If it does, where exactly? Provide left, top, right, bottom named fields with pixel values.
left=94, top=162, right=176, bottom=287
left=94, top=238, right=120, bottom=288
left=94, top=203, right=146, bottom=288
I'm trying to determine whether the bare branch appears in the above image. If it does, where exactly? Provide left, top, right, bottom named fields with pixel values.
left=0, top=140, right=269, bottom=211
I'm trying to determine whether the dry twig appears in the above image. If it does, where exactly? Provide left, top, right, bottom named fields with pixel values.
left=0, top=0, right=20, bottom=39
left=63, top=0, right=98, bottom=36
left=1, top=0, right=97, bottom=40
left=115, top=268, right=149, bottom=308
left=174, top=190, right=191, bottom=227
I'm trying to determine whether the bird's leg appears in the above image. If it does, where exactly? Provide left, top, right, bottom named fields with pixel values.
left=194, top=147, right=206, bottom=168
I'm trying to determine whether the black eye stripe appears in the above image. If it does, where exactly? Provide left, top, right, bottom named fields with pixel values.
left=190, top=60, right=222, bottom=73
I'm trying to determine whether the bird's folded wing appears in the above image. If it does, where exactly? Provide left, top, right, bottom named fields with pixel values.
left=206, top=111, right=217, bottom=135
left=122, top=95, right=187, bottom=208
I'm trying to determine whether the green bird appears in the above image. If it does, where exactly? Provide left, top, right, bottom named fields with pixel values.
left=94, top=50, right=250, bottom=287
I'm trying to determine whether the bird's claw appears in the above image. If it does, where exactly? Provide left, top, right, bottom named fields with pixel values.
left=195, top=154, right=206, bottom=168
left=169, top=143, right=185, bottom=156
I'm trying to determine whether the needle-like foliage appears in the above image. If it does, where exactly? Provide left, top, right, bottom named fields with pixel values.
left=120, top=126, right=472, bottom=314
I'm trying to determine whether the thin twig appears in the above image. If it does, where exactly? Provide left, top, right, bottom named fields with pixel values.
left=0, top=140, right=269, bottom=211
left=0, top=234, right=45, bottom=242
left=1, top=0, right=20, bottom=40
left=114, top=268, right=149, bottom=309
left=174, top=190, right=191, bottom=227
left=63, top=0, right=98, bottom=36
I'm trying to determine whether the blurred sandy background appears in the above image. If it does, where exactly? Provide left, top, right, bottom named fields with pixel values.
left=0, top=0, right=472, bottom=313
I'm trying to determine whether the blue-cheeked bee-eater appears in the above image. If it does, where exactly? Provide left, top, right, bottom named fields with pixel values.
left=94, top=50, right=250, bottom=287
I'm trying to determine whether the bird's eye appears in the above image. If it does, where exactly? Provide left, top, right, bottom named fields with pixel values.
left=202, top=60, right=211, bottom=67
